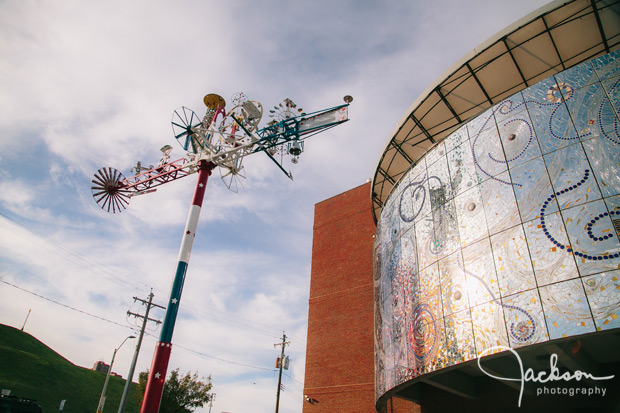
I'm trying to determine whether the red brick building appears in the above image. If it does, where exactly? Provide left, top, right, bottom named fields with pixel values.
left=303, top=183, right=419, bottom=412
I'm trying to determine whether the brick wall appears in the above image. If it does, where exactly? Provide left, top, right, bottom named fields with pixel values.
left=303, top=183, right=377, bottom=412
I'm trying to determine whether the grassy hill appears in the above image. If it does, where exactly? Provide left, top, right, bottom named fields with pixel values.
left=0, top=324, right=141, bottom=412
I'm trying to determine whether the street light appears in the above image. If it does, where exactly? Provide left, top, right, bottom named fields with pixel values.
left=96, top=335, right=135, bottom=413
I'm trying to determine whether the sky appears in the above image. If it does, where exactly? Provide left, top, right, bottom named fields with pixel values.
left=0, top=0, right=551, bottom=412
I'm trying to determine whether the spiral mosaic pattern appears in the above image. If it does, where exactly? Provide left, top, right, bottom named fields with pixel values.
left=374, top=50, right=620, bottom=398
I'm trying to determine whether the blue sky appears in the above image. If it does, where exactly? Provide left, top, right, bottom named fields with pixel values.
left=0, top=1, right=550, bottom=411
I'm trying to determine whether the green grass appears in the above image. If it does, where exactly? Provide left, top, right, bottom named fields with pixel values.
left=0, top=324, right=141, bottom=412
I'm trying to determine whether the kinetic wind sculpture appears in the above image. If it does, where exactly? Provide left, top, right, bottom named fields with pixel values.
left=90, top=92, right=352, bottom=412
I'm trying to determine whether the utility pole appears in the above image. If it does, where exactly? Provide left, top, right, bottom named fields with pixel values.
left=20, top=309, right=31, bottom=331
left=118, top=291, right=165, bottom=413
left=274, top=332, right=290, bottom=413
left=207, top=393, right=215, bottom=413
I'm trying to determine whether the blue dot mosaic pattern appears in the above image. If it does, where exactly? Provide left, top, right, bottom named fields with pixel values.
left=373, top=50, right=620, bottom=398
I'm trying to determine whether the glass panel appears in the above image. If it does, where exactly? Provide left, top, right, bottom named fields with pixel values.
left=480, top=171, right=520, bottom=235
left=438, top=251, right=469, bottom=317
left=539, top=278, right=595, bottom=340
left=591, top=49, right=620, bottom=81
left=462, top=238, right=500, bottom=307
left=471, top=301, right=509, bottom=356
left=501, top=289, right=548, bottom=348
left=490, top=224, right=537, bottom=297
left=564, top=82, right=605, bottom=141
left=543, top=141, right=602, bottom=210
left=497, top=110, right=542, bottom=169
left=425, top=141, right=446, bottom=167
left=454, top=186, right=488, bottom=247
left=523, top=212, right=578, bottom=286
left=510, top=156, right=558, bottom=223
left=562, top=199, right=620, bottom=276
left=447, top=139, right=481, bottom=198
left=494, top=93, right=527, bottom=123
left=443, top=308, right=475, bottom=365
left=444, top=124, right=469, bottom=154
left=523, top=77, right=580, bottom=155
left=582, top=270, right=620, bottom=331
left=471, top=125, right=508, bottom=182
left=554, top=60, right=596, bottom=89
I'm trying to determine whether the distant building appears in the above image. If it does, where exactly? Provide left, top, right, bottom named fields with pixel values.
left=93, top=361, right=110, bottom=374
left=304, top=0, right=620, bottom=411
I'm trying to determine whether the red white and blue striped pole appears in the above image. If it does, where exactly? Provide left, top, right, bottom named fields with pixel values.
left=140, top=159, right=214, bottom=413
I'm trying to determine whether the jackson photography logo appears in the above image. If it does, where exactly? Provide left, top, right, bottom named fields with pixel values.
left=477, top=346, right=614, bottom=407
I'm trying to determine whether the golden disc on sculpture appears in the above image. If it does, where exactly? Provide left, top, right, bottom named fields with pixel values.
left=203, top=94, right=226, bottom=109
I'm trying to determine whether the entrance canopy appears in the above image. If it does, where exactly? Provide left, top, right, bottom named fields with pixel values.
left=371, top=0, right=620, bottom=221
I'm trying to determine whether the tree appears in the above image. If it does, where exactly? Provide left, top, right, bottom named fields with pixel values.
left=137, top=369, right=212, bottom=413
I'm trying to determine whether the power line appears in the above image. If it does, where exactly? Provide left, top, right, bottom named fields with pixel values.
left=0, top=212, right=150, bottom=292
left=0, top=212, right=307, bottom=344
left=173, top=341, right=277, bottom=372
left=0, top=278, right=131, bottom=329
left=1, top=277, right=280, bottom=374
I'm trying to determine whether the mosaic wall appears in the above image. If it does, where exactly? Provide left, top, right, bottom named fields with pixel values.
left=374, top=50, right=620, bottom=398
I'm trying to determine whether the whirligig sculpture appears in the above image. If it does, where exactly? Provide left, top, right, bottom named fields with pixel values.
left=90, top=92, right=352, bottom=412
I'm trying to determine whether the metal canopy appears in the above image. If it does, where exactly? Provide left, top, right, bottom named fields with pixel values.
left=371, top=0, right=620, bottom=222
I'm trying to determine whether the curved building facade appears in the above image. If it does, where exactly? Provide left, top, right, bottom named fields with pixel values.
left=374, top=50, right=620, bottom=403
left=373, top=2, right=620, bottom=411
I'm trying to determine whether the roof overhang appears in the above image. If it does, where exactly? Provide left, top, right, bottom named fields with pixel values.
left=371, top=0, right=620, bottom=222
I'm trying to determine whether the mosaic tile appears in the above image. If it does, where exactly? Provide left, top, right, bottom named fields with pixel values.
left=564, top=82, right=606, bottom=141
left=562, top=199, right=620, bottom=276
left=583, top=270, right=620, bottom=331
left=427, top=156, right=454, bottom=204
left=539, top=278, right=596, bottom=340
left=523, top=77, right=581, bottom=155
left=591, top=49, right=620, bottom=81
left=444, top=124, right=469, bottom=153
left=480, top=171, right=520, bottom=235
left=430, top=198, right=460, bottom=261
left=415, top=214, right=438, bottom=271
left=497, top=110, right=542, bottom=169
left=471, top=124, right=508, bottom=182
left=471, top=301, right=509, bottom=356
left=443, top=308, right=476, bottom=366
left=490, top=224, right=537, bottom=297
left=523, top=211, right=579, bottom=286
left=554, top=60, right=597, bottom=89
left=501, top=289, right=548, bottom=348
left=454, top=185, right=488, bottom=247
left=510, top=156, right=559, bottom=223
left=494, top=94, right=527, bottom=123
left=447, top=139, right=481, bottom=197
left=438, top=251, right=469, bottom=317
left=425, top=141, right=446, bottom=167
left=543, top=141, right=602, bottom=210
left=399, top=170, right=433, bottom=225
left=462, top=238, right=500, bottom=307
